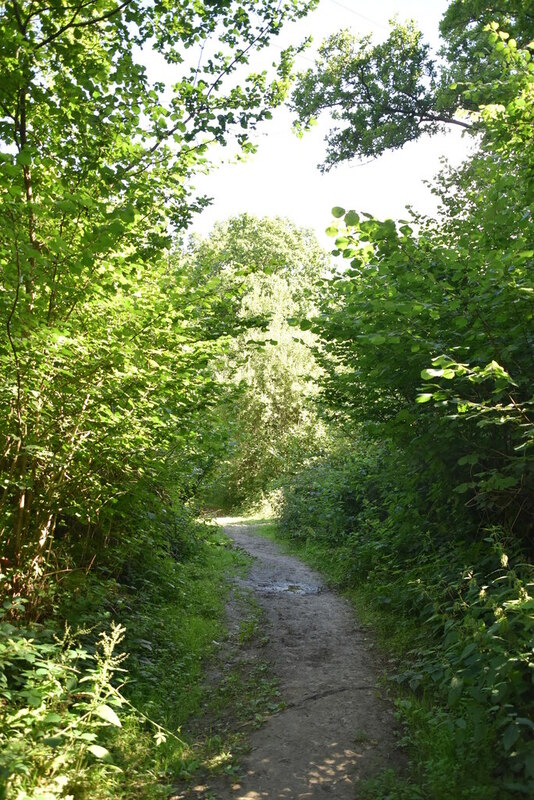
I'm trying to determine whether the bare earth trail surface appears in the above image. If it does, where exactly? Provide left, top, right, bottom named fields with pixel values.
left=214, top=523, right=403, bottom=800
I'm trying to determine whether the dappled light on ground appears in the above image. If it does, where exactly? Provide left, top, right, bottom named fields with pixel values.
left=230, top=738, right=380, bottom=799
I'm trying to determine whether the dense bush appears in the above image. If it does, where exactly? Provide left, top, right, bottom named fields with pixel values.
left=0, top=0, right=314, bottom=600
left=296, top=28, right=534, bottom=550
left=0, top=506, right=243, bottom=800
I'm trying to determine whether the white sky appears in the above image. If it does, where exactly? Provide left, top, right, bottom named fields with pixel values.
left=156, top=1, right=474, bottom=246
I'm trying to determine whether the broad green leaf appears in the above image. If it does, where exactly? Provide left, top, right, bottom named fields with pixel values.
left=87, top=744, right=112, bottom=760
left=454, top=483, right=473, bottom=494
left=458, top=455, right=479, bottom=466
left=344, top=210, right=360, bottom=227
left=459, top=642, right=477, bottom=660
left=502, top=724, right=520, bottom=752
left=44, top=736, right=64, bottom=748
left=16, top=149, right=31, bottom=166
left=421, top=368, right=444, bottom=379
left=95, top=704, right=122, bottom=727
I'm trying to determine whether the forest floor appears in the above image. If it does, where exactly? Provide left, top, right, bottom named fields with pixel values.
left=175, top=521, right=404, bottom=799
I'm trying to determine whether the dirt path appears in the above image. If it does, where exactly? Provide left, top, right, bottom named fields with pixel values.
left=217, top=523, right=402, bottom=799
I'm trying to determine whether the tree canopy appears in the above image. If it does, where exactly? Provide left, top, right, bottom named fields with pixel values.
left=290, top=0, right=534, bottom=168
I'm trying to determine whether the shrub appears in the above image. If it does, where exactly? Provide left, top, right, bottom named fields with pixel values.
left=0, top=609, right=126, bottom=799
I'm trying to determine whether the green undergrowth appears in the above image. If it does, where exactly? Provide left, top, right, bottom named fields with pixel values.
left=0, top=522, right=251, bottom=800
left=249, top=505, right=534, bottom=800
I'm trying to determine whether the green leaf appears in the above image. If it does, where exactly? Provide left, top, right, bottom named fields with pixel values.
left=454, top=483, right=473, bottom=494
left=344, top=210, right=360, bottom=226
left=331, top=206, right=345, bottom=218
left=44, top=736, right=64, bottom=748
left=460, top=642, right=477, bottom=660
left=87, top=744, right=112, bottom=760
left=458, top=455, right=479, bottom=466
left=502, top=724, right=520, bottom=752
left=421, top=368, right=443, bottom=380
left=515, top=717, right=534, bottom=730
left=44, top=713, right=63, bottom=724
left=94, top=703, right=122, bottom=727
left=416, top=393, right=433, bottom=404
left=78, top=732, right=98, bottom=742
left=447, top=675, right=463, bottom=707
left=16, top=149, right=31, bottom=166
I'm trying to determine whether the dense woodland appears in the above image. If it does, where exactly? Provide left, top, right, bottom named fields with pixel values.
left=0, top=1, right=533, bottom=798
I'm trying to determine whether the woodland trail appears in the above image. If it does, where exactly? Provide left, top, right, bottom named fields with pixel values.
left=211, top=522, right=403, bottom=799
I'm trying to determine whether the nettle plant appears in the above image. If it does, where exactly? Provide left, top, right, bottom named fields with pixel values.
left=0, top=606, right=128, bottom=796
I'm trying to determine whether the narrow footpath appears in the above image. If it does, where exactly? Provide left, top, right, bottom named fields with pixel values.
left=218, top=523, right=403, bottom=799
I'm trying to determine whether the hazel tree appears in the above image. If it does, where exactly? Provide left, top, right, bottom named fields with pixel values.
left=0, top=0, right=317, bottom=584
